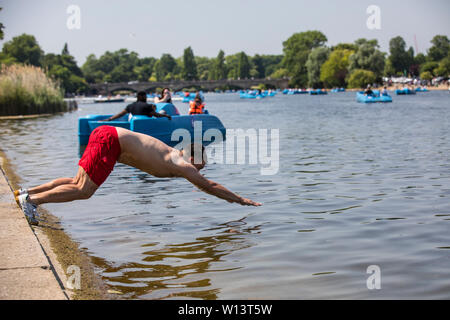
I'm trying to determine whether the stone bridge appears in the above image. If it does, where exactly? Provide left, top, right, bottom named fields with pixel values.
left=88, top=78, right=290, bottom=95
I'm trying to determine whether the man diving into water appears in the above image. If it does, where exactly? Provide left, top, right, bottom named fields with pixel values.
left=15, top=125, right=261, bottom=225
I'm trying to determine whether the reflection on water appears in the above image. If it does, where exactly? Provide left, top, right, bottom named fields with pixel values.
left=1, top=92, right=450, bottom=299
left=94, top=219, right=256, bottom=300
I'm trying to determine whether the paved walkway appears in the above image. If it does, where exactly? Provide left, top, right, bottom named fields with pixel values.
left=0, top=167, right=68, bottom=300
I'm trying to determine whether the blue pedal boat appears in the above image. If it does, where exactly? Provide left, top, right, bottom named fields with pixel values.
left=78, top=103, right=226, bottom=147
left=309, top=89, right=328, bottom=95
left=395, top=88, right=416, bottom=95
left=284, top=89, right=308, bottom=95
left=239, top=91, right=266, bottom=99
left=356, top=91, right=393, bottom=103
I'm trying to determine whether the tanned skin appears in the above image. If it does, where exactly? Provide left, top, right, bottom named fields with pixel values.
left=27, top=127, right=261, bottom=207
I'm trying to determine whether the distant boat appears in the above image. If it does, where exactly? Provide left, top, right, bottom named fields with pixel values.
left=415, top=87, right=429, bottom=92
left=356, top=91, right=392, bottom=103
left=284, top=89, right=308, bottom=95
left=395, top=88, right=416, bottom=95
left=331, top=88, right=346, bottom=92
left=240, top=92, right=265, bottom=99
left=94, top=96, right=125, bottom=103
left=309, top=89, right=327, bottom=95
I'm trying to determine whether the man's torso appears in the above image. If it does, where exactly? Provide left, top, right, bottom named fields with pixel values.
left=115, top=127, right=186, bottom=178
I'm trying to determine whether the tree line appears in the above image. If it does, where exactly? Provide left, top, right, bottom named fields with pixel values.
left=0, top=22, right=448, bottom=94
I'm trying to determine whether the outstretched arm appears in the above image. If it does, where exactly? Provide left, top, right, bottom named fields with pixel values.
left=181, top=166, right=261, bottom=206
left=103, top=109, right=127, bottom=121
left=150, top=110, right=171, bottom=120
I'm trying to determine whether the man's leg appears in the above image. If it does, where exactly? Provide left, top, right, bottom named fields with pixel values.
left=27, top=178, right=75, bottom=195
left=29, top=166, right=98, bottom=205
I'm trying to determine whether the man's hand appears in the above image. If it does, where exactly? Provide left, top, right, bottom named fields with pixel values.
left=167, top=115, right=172, bottom=120
left=182, top=165, right=262, bottom=207
left=238, top=197, right=262, bottom=206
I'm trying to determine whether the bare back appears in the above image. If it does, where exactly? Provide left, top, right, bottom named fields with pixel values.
left=116, top=127, right=188, bottom=178
left=115, top=127, right=261, bottom=207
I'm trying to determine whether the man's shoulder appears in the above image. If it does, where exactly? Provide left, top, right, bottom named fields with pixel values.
left=126, top=101, right=138, bottom=109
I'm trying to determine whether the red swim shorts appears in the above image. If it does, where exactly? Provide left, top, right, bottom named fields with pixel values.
left=78, top=125, right=121, bottom=186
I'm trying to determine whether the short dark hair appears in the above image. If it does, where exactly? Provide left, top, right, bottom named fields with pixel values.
left=186, top=143, right=205, bottom=164
left=137, top=91, right=147, bottom=98
left=190, top=143, right=205, bottom=157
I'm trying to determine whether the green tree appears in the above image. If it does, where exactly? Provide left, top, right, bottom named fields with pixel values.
left=252, top=54, right=265, bottom=79
left=195, top=56, right=214, bottom=80
left=62, top=43, right=69, bottom=55
left=332, top=43, right=358, bottom=52
left=225, top=53, right=239, bottom=79
left=2, top=34, right=43, bottom=66
left=81, top=49, right=148, bottom=83
left=414, top=53, right=427, bottom=66
left=237, top=51, right=251, bottom=79
left=182, top=46, right=198, bottom=80
left=260, top=54, right=283, bottom=78
left=106, top=49, right=140, bottom=82
left=320, top=49, right=354, bottom=88
left=305, top=47, right=330, bottom=88
left=420, top=61, right=439, bottom=75
left=154, top=53, right=177, bottom=81
left=0, top=8, right=4, bottom=40
left=269, top=68, right=289, bottom=79
left=210, top=49, right=227, bottom=80
left=383, top=59, right=396, bottom=77
left=428, top=35, right=449, bottom=62
left=282, top=30, right=327, bottom=87
left=60, top=44, right=83, bottom=77
left=347, top=69, right=376, bottom=88
left=81, top=54, right=102, bottom=83
left=388, top=36, right=414, bottom=75
left=348, top=38, right=385, bottom=80
left=43, top=44, right=87, bottom=94
left=434, top=54, right=450, bottom=76
left=419, top=71, right=433, bottom=81
left=134, top=57, right=156, bottom=82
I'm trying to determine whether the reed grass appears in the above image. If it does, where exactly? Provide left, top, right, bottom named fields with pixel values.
left=0, top=64, right=67, bottom=116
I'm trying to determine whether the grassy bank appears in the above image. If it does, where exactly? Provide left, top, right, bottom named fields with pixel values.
left=0, top=64, right=68, bottom=116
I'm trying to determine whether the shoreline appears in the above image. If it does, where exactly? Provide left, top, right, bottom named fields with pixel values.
left=0, top=149, right=111, bottom=300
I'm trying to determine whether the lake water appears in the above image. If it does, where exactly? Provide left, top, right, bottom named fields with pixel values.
left=1, top=91, right=449, bottom=299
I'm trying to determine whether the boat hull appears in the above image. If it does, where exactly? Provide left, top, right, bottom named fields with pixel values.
left=356, top=92, right=392, bottom=103
left=395, top=89, right=416, bottom=95
left=309, top=90, right=328, bottom=95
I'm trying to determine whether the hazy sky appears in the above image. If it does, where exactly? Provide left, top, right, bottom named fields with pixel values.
left=0, top=0, right=449, bottom=65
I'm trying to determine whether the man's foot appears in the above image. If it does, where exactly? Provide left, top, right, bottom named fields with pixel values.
left=14, top=188, right=28, bottom=205
left=17, top=194, right=39, bottom=226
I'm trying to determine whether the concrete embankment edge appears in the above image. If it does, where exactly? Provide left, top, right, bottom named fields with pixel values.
left=0, top=164, right=69, bottom=300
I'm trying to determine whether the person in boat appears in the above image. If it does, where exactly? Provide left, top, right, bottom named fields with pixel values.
left=15, top=126, right=261, bottom=225
left=381, top=86, right=389, bottom=96
left=364, top=85, right=374, bottom=96
left=103, top=91, right=171, bottom=122
left=154, top=88, right=173, bottom=104
left=189, top=93, right=205, bottom=115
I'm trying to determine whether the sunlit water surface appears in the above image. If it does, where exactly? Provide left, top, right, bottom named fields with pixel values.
left=0, top=91, right=449, bottom=299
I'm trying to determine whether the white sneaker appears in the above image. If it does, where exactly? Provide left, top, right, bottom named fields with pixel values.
left=14, top=188, right=28, bottom=205
left=17, top=194, right=39, bottom=226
